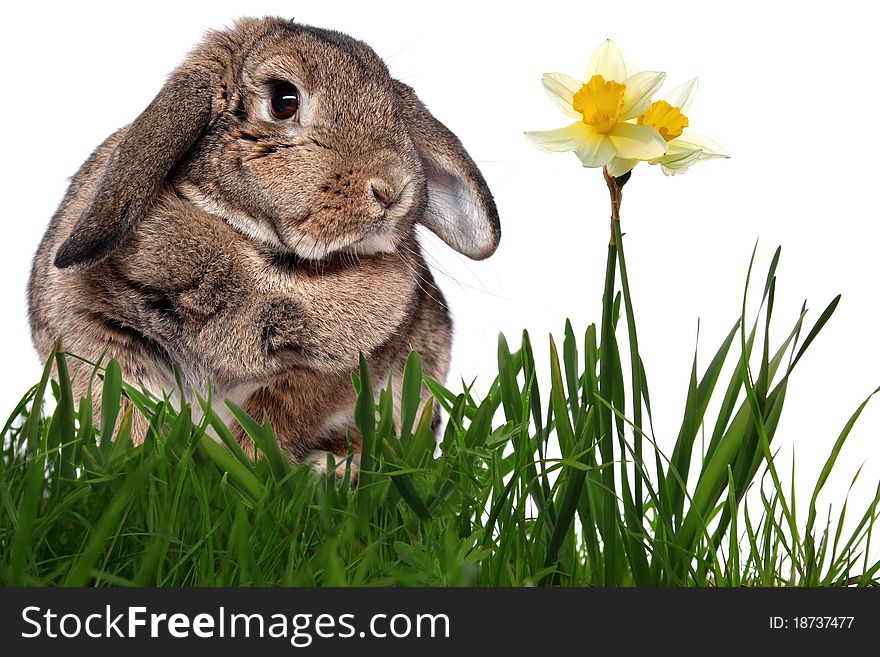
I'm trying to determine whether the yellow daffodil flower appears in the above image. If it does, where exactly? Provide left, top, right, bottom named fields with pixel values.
left=525, top=39, right=668, bottom=169
left=606, top=78, right=729, bottom=176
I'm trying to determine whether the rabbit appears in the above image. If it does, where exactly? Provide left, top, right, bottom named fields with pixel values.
left=27, top=17, right=500, bottom=465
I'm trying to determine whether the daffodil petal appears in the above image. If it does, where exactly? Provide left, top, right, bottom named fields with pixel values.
left=664, top=78, right=699, bottom=114
left=653, top=149, right=702, bottom=165
left=659, top=150, right=704, bottom=175
left=574, top=133, right=614, bottom=167
left=607, top=122, right=668, bottom=160
left=542, top=73, right=582, bottom=118
left=654, top=142, right=697, bottom=163
left=653, top=130, right=729, bottom=174
left=524, top=122, right=590, bottom=152
left=671, top=130, right=728, bottom=159
left=585, top=39, right=627, bottom=82
left=620, top=71, right=666, bottom=120
left=606, top=157, right=639, bottom=177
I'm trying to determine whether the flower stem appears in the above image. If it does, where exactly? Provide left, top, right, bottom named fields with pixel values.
left=604, top=167, right=626, bottom=245
left=604, top=167, right=648, bottom=531
left=598, top=167, right=651, bottom=580
left=613, top=212, right=645, bottom=523
left=598, top=167, right=621, bottom=584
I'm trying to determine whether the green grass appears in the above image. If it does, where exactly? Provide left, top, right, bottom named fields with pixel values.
left=1, top=243, right=878, bottom=586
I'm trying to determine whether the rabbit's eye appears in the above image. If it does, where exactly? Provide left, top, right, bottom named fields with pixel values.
left=270, top=82, right=300, bottom=120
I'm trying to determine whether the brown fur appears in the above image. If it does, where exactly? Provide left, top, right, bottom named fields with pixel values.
left=28, top=17, right=499, bottom=464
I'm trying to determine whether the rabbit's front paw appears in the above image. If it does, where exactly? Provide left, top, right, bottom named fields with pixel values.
left=303, top=450, right=360, bottom=483
left=259, top=298, right=311, bottom=361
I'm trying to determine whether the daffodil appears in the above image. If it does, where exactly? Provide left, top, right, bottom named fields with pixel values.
left=606, top=78, right=728, bottom=176
left=525, top=39, right=668, bottom=169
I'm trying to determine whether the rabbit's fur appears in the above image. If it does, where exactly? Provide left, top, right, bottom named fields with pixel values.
left=28, top=17, right=499, bottom=463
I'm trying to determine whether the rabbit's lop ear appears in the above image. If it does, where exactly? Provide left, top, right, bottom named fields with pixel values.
left=54, top=65, right=219, bottom=268
left=394, top=81, right=500, bottom=260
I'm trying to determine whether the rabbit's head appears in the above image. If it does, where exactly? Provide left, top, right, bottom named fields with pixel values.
left=54, top=17, right=500, bottom=268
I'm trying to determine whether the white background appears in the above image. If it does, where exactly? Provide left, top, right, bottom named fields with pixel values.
left=2, top=1, right=879, bottom=557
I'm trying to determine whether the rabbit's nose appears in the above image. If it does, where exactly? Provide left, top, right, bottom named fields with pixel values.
left=369, top=180, right=396, bottom=211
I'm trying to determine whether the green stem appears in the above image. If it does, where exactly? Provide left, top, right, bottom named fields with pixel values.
left=598, top=169, right=621, bottom=585
left=599, top=242, right=618, bottom=586
left=613, top=218, right=645, bottom=521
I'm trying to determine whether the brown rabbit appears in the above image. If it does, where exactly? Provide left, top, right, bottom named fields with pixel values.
left=27, top=17, right=500, bottom=466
